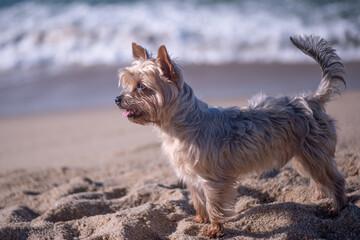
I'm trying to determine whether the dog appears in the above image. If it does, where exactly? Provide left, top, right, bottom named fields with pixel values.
left=115, top=35, right=346, bottom=238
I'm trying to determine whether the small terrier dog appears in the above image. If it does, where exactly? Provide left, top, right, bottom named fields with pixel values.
left=115, top=35, right=346, bottom=238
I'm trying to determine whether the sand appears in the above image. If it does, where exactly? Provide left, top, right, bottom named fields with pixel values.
left=1, top=63, right=360, bottom=239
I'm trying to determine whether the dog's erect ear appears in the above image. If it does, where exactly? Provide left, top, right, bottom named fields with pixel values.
left=132, top=42, right=148, bottom=60
left=156, top=45, right=177, bottom=82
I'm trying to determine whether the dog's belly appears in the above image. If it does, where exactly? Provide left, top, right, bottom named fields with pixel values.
left=230, top=140, right=297, bottom=175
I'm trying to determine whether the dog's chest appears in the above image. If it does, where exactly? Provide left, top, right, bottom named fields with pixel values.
left=160, top=133, right=198, bottom=180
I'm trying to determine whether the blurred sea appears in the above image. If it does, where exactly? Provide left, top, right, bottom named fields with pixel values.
left=0, top=0, right=359, bottom=71
left=0, top=0, right=360, bottom=115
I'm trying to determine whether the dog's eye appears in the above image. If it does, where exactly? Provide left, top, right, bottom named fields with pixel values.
left=137, top=83, right=146, bottom=90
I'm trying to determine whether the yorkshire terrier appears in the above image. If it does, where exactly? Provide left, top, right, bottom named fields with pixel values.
left=115, top=35, right=346, bottom=238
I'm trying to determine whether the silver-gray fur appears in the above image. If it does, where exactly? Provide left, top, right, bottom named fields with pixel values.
left=290, top=35, right=346, bottom=104
left=116, top=35, right=347, bottom=238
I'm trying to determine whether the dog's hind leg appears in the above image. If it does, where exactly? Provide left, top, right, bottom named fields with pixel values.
left=292, top=159, right=325, bottom=200
left=294, top=139, right=346, bottom=213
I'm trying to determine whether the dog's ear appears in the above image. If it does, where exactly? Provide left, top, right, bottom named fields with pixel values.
left=132, top=42, right=148, bottom=60
left=156, top=45, right=177, bottom=83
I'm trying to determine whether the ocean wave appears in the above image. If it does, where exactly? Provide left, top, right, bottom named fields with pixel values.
left=0, top=0, right=359, bottom=72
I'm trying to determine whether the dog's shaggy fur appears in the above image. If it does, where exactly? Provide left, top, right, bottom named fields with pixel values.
left=115, top=35, right=346, bottom=238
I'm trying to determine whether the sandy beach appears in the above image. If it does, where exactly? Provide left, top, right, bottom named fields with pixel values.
left=1, top=63, right=360, bottom=239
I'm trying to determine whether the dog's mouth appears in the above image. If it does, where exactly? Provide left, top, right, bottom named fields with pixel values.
left=122, top=109, right=142, bottom=119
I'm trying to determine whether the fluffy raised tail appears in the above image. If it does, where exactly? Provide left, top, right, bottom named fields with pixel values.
left=290, top=35, right=346, bottom=104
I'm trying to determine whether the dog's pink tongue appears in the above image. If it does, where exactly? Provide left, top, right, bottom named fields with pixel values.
left=122, top=109, right=133, bottom=117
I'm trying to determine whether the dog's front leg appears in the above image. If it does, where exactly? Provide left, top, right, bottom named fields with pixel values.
left=201, top=180, right=236, bottom=238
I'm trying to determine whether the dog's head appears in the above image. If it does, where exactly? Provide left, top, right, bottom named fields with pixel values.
left=115, top=43, right=183, bottom=125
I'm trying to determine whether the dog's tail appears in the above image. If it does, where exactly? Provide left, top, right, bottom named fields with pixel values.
left=290, top=35, right=346, bottom=105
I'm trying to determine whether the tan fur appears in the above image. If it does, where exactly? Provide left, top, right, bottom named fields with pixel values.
left=115, top=35, right=347, bottom=238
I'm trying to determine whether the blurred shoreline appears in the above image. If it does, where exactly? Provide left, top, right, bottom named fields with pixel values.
left=0, top=62, right=359, bottom=117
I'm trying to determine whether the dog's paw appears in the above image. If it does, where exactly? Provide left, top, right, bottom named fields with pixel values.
left=193, top=214, right=208, bottom=224
left=201, top=224, right=224, bottom=238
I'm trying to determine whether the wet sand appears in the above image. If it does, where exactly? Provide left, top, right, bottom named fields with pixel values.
left=1, top=62, right=359, bottom=116
left=0, top=63, right=360, bottom=239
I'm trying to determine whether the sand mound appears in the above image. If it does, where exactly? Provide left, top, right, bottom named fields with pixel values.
left=1, top=147, right=359, bottom=240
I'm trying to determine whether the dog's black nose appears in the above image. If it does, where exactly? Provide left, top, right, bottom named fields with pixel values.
left=115, top=96, right=122, bottom=105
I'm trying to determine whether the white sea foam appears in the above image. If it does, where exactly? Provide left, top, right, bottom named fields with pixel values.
left=0, top=0, right=359, bottom=73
